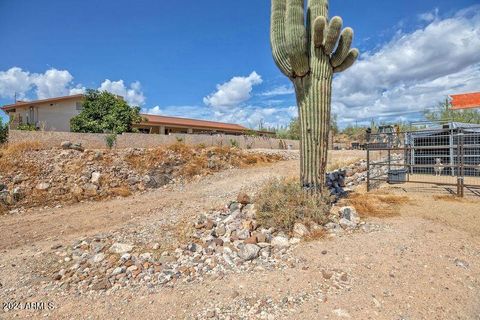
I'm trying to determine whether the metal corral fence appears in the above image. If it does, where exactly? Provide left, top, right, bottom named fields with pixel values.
left=366, top=122, right=480, bottom=197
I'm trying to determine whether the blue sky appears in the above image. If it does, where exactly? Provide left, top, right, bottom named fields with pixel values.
left=1, top=0, right=479, bottom=129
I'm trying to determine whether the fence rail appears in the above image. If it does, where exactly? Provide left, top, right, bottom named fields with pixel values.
left=366, top=126, right=480, bottom=197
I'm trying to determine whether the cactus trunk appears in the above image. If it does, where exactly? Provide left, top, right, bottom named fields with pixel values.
left=270, top=0, right=359, bottom=193
left=294, top=70, right=332, bottom=190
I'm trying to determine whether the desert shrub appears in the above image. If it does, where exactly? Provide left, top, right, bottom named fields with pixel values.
left=105, top=133, right=117, bottom=149
left=176, top=137, right=184, bottom=143
left=255, top=178, right=331, bottom=232
left=17, top=123, right=37, bottom=131
left=229, top=139, right=239, bottom=148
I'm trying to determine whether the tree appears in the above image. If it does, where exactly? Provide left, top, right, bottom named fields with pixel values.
left=424, top=98, right=480, bottom=124
left=0, top=117, right=8, bottom=144
left=70, top=90, right=142, bottom=134
left=270, top=0, right=359, bottom=192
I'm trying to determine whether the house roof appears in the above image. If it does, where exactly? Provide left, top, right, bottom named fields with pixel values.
left=1, top=94, right=84, bottom=111
left=450, top=92, right=480, bottom=110
left=140, top=114, right=249, bottom=132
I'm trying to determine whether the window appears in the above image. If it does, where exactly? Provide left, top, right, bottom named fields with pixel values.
left=75, top=102, right=83, bottom=111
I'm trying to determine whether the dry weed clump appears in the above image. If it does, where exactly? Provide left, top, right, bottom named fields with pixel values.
left=0, top=142, right=42, bottom=175
left=255, top=178, right=331, bottom=233
left=327, top=157, right=361, bottom=171
left=432, top=195, right=472, bottom=203
left=346, top=192, right=410, bottom=218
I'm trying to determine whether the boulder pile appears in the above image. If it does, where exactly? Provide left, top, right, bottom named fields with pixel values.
left=48, top=192, right=370, bottom=294
left=0, top=144, right=289, bottom=213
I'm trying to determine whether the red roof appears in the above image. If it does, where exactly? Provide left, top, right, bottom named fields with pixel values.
left=1, top=94, right=84, bottom=111
left=450, top=92, right=480, bottom=110
left=141, top=114, right=249, bottom=132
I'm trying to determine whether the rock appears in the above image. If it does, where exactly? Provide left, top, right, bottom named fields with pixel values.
left=289, top=237, right=301, bottom=245
left=35, top=182, right=50, bottom=191
left=111, top=266, right=125, bottom=276
left=83, top=183, right=98, bottom=196
left=92, top=279, right=111, bottom=291
left=293, top=223, right=310, bottom=238
left=186, top=243, right=199, bottom=253
left=12, top=187, right=24, bottom=202
left=12, top=174, right=25, bottom=184
left=237, top=192, right=251, bottom=205
left=339, top=206, right=360, bottom=224
left=71, top=185, right=83, bottom=197
left=325, top=222, right=343, bottom=234
left=244, top=236, right=258, bottom=244
left=339, top=218, right=357, bottom=230
left=120, top=253, right=131, bottom=261
left=236, top=229, right=250, bottom=240
left=109, top=243, right=134, bottom=254
left=91, top=253, right=106, bottom=263
left=71, top=143, right=84, bottom=152
left=271, top=236, right=290, bottom=248
left=238, top=244, right=260, bottom=261
left=91, top=172, right=101, bottom=185
left=61, top=141, right=72, bottom=149
left=332, top=309, right=351, bottom=318
left=0, top=183, right=6, bottom=191
left=126, top=177, right=139, bottom=185
left=214, top=225, right=226, bottom=237
left=454, top=258, right=469, bottom=269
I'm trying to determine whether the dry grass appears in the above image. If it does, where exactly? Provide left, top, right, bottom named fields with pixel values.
left=110, top=187, right=131, bottom=197
left=326, top=157, right=361, bottom=171
left=126, top=143, right=282, bottom=178
left=255, top=178, right=331, bottom=233
left=345, top=192, right=410, bottom=218
left=0, top=142, right=42, bottom=176
left=303, top=228, right=327, bottom=242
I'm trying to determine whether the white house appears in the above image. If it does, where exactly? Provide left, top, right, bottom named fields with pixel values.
left=1, top=94, right=85, bottom=132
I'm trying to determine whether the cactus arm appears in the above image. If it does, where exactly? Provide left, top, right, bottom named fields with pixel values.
left=286, top=0, right=309, bottom=77
left=271, top=0, right=293, bottom=77
left=312, top=16, right=327, bottom=48
left=331, top=27, right=353, bottom=67
left=333, top=48, right=359, bottom=73
left=307, top=0, right=329, bottom=44
left=323, top=16, right=343, bottom=55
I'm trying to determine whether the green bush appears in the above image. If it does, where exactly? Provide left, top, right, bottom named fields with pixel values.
left=229, top=139, right=239, bottom=148
left=17, top=123, right=37, bottom=131
left=105, top=133, right=117, bottom=149
left=70, top=89, right=142, bottom=134
left=255, top=178, right=331, bottom=232
left=0, top=118, right=8, bottom=144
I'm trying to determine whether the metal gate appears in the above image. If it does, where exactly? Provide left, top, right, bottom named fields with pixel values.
left=366, top=123, right=480, bottom=197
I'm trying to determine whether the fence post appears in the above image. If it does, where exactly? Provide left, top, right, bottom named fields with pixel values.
left=457, top=129, right=465, bottom=197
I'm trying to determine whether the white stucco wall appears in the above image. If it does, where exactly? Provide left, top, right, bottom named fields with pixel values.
left=9, top=97, right=83, bottom=132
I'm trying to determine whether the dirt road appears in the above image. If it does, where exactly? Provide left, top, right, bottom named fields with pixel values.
left=1, top=151, right=479, bottom=319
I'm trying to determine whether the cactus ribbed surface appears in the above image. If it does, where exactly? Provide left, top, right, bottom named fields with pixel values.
left=270, top=0, right=359, bottom=192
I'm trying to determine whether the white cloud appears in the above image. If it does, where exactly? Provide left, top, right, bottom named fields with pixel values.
left=0, top=67, right=146, bottom=106
left=98, top=79, right=146, bottom=106
left=259, top=85, right=294, bottom=97
left=418, top=8, right=439, bottom=23
left=333, top=5, right=480, bottom=127
left=203, top=71, right=263, bottom=108
left=32, top=69, right=74, bottom=99
left=0, top=67, right=33, bottom=100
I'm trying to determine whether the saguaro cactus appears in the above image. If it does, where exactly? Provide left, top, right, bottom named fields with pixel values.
left=270, top=0, right=359, bottom=192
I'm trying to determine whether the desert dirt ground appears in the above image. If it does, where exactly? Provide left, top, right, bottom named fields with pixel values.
left=1, top=150, right=479, bottom=319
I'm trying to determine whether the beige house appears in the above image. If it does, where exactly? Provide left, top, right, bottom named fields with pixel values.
left=1, top=94, right=274, bottom=136
left=1, top=94, right=85, bottom=132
